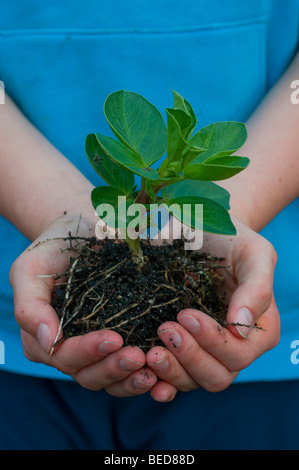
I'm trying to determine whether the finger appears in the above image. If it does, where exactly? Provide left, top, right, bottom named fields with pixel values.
left=149, top=381, right=178, bottom=403
left=21, top=329, right=124, bottom=375
left=177, top=305, right=280, bottom=371
left=9, top=243, right=72, bottom=353
left=152, top=324, right=239, bottom=392
left=105, top=367, right=157, bottom=397
left=72, top=346, right=146, bottom=391
left=10, top=246, right=124, bottom=373
left=146, top=346, right=198, bottom=391
left=226, top=232, right=277, bottom=338
left=12, top=265, right=125, bottom=374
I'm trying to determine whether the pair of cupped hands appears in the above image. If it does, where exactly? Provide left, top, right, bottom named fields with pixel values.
left=9, top=213, right=280, bottom=402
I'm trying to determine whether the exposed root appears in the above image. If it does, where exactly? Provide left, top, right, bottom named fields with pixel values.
left=48, top=235, right=264, bottom=353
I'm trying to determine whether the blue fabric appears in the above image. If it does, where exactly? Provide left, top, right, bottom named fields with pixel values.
left=0, top=0, right=299, bottom=384
left=1, top=369, right=299, bottom=450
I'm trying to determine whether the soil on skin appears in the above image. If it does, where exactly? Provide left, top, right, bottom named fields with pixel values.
left=50, top=237, right=231, bottom=353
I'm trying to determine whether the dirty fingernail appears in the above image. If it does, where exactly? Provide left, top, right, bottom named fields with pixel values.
left=158, top=328, right=181, bottom=349
left=235, top=307, right=254, bottom=338
left=133, top=377, right=152, bottom=389
left=37, top=323, right=51, bottom=353
left=150, top=357, right=169, bottom=371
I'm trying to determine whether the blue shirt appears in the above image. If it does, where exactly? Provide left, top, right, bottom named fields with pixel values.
left=0, top=0, right=298, bottom=381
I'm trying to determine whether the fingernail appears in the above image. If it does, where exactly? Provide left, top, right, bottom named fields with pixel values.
left=235, top=307, right=254, bottom=338
left=158, top=328, right=181, bottom=349
left=133, top=377, right=152, bottom=389
left=119, top=357, right=144, bottom=372
left=158, top=390, right=177, bottom=402
left=149, top=357, right=169, bottom=371
left=37, top=323, right=51, bottom=353
left=98, top=341, right=122, bottom=354
left=178, top=314, right=200, bottom=333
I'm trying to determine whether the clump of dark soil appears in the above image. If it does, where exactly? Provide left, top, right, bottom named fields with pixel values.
left=51, top=237, right=231, bottom=353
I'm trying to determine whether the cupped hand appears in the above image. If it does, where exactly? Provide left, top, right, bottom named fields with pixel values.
left=9, top=214, right=157, bottom=396
left=146, top=218, right=280, bottom=402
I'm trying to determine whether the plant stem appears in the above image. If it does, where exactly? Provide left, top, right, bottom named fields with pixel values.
left=135, top=188, right=149, bottom=204
left=135, top=177, right=150, bottom=204
left=125, top=236, right=145, bottom=266
left=152, top=176, right=184, bottom=194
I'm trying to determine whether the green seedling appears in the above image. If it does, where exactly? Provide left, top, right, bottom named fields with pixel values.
left=86, top=90, right=249, bottom=265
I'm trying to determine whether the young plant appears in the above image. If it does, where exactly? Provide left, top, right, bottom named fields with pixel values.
left=86, top=90, right=249, bottom=265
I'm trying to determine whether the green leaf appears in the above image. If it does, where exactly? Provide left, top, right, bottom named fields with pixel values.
left=91, top=186, right=136, bottom=231
left=183, top=155, right=250, bottom=181
left=182, top=144, right=206, bottom=168
left=172, top=91, right=197, bottom=139
left=104, top=90, right=167, bottom=166
left=85, top=134, right=135, bottom=194
left=158, top=107, right=199, bottom=178
left=162, top=194, right=236, bottom=235
left=91, top=186, right=123, bottom=212
left=165, top=108, right=188, bottom=164
left=167, top=108, right=191, bottom=140
left=188, top=121, right=248, bottom=163
left=95, top=134, right=159, bottom=181
left=161, top=180, right=230, bottom=210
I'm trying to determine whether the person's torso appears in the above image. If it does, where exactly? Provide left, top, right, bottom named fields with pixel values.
left=0, top=0, right=298, bottom=381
